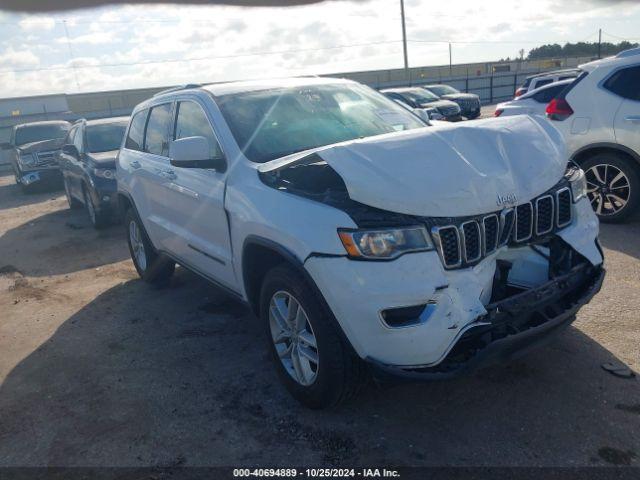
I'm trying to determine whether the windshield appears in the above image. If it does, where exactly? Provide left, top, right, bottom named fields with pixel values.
left=86, top=123, right=127, bottom=153
left=399, top=89, right=440, bottom=104
left=15, top=124, right=69, bottom=146
left=426, top=85, right=459, bottom=96
left=217, top=83, right=425, bottom=163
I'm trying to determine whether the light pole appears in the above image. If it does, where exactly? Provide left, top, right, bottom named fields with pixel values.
left=400, top=0, right=409, bottom=77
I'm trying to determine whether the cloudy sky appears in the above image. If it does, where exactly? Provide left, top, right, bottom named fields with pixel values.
left=0, top=0, right=638, bottom=98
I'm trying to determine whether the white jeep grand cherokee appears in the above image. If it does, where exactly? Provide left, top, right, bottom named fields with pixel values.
left=117, top=77, right=604, bottom=408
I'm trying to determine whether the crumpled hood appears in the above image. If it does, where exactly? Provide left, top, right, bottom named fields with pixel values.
left=17, top=138, right=65, bottom=154
left=87, top=150, right=118, bottom=168
left=313, top=115, right=567, bottom=217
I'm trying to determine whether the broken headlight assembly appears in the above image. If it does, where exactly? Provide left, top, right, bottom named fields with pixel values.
left=18, top=153, right=36, bottom=169
left=567, top=166, right=587, bottom=202
left=338, top=226, right=433, bottom=260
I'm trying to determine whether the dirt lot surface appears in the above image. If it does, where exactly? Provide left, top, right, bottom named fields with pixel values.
left=0, top=171, right=638, bottom=468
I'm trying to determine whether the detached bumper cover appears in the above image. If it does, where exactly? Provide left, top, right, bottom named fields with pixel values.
left=20, top=169, right=62, bottom=186
left=368, top=264, right=605, bottom=381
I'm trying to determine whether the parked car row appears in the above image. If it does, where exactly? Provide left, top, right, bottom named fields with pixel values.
left=497, top=48, right=640, bottom=223
left=2, top=61, right=621, bottom=408
left=380, top=83, right=481, bottom=121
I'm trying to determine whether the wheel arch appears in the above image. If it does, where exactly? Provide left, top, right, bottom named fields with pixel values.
left=571, top=143, right=640, bottom=171
left=241, top=236, right=308, bottom=316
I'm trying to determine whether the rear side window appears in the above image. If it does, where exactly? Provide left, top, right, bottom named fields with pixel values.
left=125, top=110, right=147, bottom=151
left=174, top=101, right=224, bottom=159
left=144, top=104, right=173, bottom=156
left=603, top=66, right=640, bottom=101
left=533, top=84, right=564, bottom=103
left=533, top=78, right=553, bottom=89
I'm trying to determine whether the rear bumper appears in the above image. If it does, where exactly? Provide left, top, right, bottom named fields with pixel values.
left=367, top=264, right=605, bottom=381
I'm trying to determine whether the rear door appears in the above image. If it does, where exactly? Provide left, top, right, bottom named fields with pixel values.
left=138, top=102, right=176, bottom=248
left=160, top=99, right=236, bottom=288
left=607, top=65, right=640, bottom=155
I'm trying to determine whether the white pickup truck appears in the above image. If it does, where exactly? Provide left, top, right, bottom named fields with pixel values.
left=116, top=78, right=604, bottom=408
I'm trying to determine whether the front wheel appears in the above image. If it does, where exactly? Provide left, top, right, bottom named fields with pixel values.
left=84, top=188, right=109, bottom=229
left=260, top=264, right=367, bottom=409
left=581, top=152, right=640, bottom=223
left=124, top=208, right=175, bottom=285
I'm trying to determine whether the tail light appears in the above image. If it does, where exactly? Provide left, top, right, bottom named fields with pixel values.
left=546, top=98, right=574, bottom=121
left=494, top=109, right=504, bottom=117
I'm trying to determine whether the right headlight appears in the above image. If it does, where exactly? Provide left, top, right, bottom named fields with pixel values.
left=18, top=153, right=36, bottom=169
left=338, top=226, right=433, bottom=260
left=567, top=167, right=587, bottom=202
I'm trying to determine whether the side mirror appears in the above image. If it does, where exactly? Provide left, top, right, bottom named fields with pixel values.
left=62, top=144, right=80, bottom=158
left=413, top=109, right=432, bottom=125
left=169, top=136, right=226, bottom=171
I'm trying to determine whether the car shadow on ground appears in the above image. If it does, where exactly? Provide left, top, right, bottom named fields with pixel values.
left=0, top=173, right=64, bottom=212
left=0, top=206, right=128, bottom=277
left=598, top=219, right=640, bottom=260
left=0, top=268, right=637, bottom=467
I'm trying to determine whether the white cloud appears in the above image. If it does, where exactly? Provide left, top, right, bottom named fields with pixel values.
left=18, top=16, right=56, bottom=32
left=0, top=47, right=40, bottom=69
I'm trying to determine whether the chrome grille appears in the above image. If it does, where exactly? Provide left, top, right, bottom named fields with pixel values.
left=556, top=188, right=572, bottom=227
left=431, top=186, right=574, bottom=270
left=515, top=202, right=533, bottom=242
left=535, top=195, right=554, bottom=235
left=482, top=214, right=499, bottom=254
left=461, top=221, right=481, bottom=262
left=35, top=150, right=59, bottom=168
left=432, top=226, right=461, bottom=268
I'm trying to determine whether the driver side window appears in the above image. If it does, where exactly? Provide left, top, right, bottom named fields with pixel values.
left=174, top=101, right=224, bottom=159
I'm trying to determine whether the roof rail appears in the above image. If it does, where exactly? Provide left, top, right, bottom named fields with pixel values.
left=153, top=84, right=202, bottom=97
left=616, top=47, right=640, bottom=58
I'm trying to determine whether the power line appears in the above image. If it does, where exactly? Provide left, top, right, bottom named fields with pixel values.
left=0, top=39, right=403, bottom=75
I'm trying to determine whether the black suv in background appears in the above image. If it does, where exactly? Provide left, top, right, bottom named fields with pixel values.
left=422, top=84, right=481, bottom=119
left=380, top=87, right=463, bottom=121
left=58, top=117, right=128, bottom=228
left=4, top=121, right=70, bottom=192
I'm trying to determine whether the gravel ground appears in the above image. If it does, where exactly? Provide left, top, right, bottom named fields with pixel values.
left=0, top=171, right=638, bottom=468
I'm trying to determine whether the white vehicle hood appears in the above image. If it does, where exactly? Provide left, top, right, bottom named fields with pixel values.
left=315, top=115, right=566, bottom=217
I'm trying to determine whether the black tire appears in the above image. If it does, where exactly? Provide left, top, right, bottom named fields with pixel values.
left=124, top=207, right=175, bottom=285
left=580, top=152, right=640, bottom=223
left=260, top=264, right=367, bottom=409
left=64, top=177, right=82, bottom=209
left=84, top=187, right=109, bottom=229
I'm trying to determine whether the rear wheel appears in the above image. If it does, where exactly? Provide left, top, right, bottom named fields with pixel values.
left=260, top=264, right=367, bottom=409
left=581, top=152, right=640, bottom=223
left=124, top=207, right=175, bottom=285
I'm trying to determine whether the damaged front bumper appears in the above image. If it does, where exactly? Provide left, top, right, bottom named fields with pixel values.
left=367, top=263, right=605, bottom=381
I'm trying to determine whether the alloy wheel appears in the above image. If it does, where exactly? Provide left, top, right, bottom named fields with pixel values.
left=128, top=220, right=147, bottom=271
left=269, top=290, right=319, bottom=386
left=585, top=163, right=631, bottom=216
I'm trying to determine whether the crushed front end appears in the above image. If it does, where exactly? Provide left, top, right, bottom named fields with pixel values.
left=299, top=168, right=604, bottom=378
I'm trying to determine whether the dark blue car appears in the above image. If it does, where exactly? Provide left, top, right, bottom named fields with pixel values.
left=58, top=117, right=128, bottom=228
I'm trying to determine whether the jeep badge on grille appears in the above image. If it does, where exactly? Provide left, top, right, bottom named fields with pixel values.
left=497, top=193, right=518, bottom=207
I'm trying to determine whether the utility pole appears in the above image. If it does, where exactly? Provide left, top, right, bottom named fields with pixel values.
left=598, top=28, right=602, bottom=59
left=449, top=42, right=452, bottom=76
left=400, top=0, right=409, bottom=77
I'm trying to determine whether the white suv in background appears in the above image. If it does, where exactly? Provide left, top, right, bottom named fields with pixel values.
left=547, top=48, right=640, bottom=222
left=117, top=78, right=603, bottom=408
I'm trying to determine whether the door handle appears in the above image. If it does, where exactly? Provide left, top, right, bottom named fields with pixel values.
left=160, top=169, right=177, bottom=180
left=625, top=115, right=640, bottom=124
left=130, top=160, right=141, bottom=169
